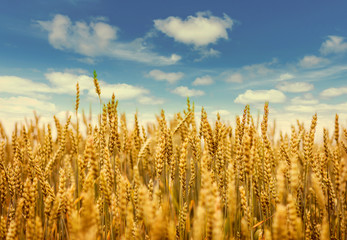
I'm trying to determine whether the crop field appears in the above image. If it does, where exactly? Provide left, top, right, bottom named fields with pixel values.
left=0, top=74, right=346, bottom=240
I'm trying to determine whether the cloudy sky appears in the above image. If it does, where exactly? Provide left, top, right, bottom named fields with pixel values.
left=1, top=0, right=347, bottom=136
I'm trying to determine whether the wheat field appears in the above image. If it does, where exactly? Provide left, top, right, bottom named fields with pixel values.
left=0, top=73, right=346, bottom=240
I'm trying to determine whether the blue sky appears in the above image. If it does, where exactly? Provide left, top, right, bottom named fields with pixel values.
left=1, top=0, right=347, bottom=135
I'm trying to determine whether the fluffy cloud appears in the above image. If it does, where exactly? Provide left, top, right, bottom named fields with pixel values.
left=285, top=105, right=315, bottom=113
left=0, top=96, right=56, bottom=114
left=276, top=82, right=314, bottom=93
left=320, top=35, right=347, bottom=55
left=320, top=87, right=347, bottom=98
left=192, top=75, right=214, bottom=86
left=97, top=83, right=149, bottom=100
left=278, top=73, right=294, bottom=81
left=154, top=12, right=233, bottom=46
left=46, top=71, right=149, bottom=100
left=299, top=55, right=329, bottom=68
left=172, top=86, right=204, bottom=97
left=38, top=14, right=117, bottom=55
left=138, top=96, right=164, bottom=105
left=291, top=93, right=318, bottom=105
left=225, top=73, right=243, bottom=83
left=285, top=102, right=347, bottom=113
left=1, top=71, right=154, bottom=102
left=37, top=14, right=180, bottom=65
left=45, top=71, right=94, bottom=94
left=234, top=89, right=286, bottom=104
left=0, top=76, right=52, bottom=97
left=147, top=69, right=184, bottom=84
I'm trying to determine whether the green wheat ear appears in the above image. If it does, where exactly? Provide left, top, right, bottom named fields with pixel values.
left=93, top=70, right=97, bottom=79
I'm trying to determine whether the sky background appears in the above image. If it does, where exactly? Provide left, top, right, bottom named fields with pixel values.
left=1, top=0, right=347, bottom=138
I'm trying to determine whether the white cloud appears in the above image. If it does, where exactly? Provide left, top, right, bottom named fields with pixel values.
left=320, top=87, right=347, bottom=98
left=225, top=73, right=243, bottom=83
left=154, top=11, right=233, bottom=46
left=299, top=55, right=329, bottom=68
left=0, top=96, right=56, bottom=114
left=192, top=75, right=214, bottom=86
left=172, top=86, right=205, bottom=97
left=278, top=73, right=294, bottom=81
left=138, top=96, right=164, bottom=105
left=276, top=82, right=314, bottom=93
left=0, top=76, right=52, bottom=97
left=37, top=14, right=180, bottom=65
left=46, top=71, right=149, bottom=100
left=38, top=14, right=117, bottom=55
left=320, top=35, right=347, bottom=55
left=291, top=93, right=318, bottom=105
left=1, top=71, right=155, bottom=102
left=285, top=102, right=347, bottom=113
left=147, top=69, right=184, bottom=84
left=95, top=83, right=149, bottom=100
left=45, top=71, right=94, bottom=94
left=223, top=63, right=347, bottom=94
left=285, top=105, right=315, bottom=113
left=234, top=89, right=286, bottom=104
